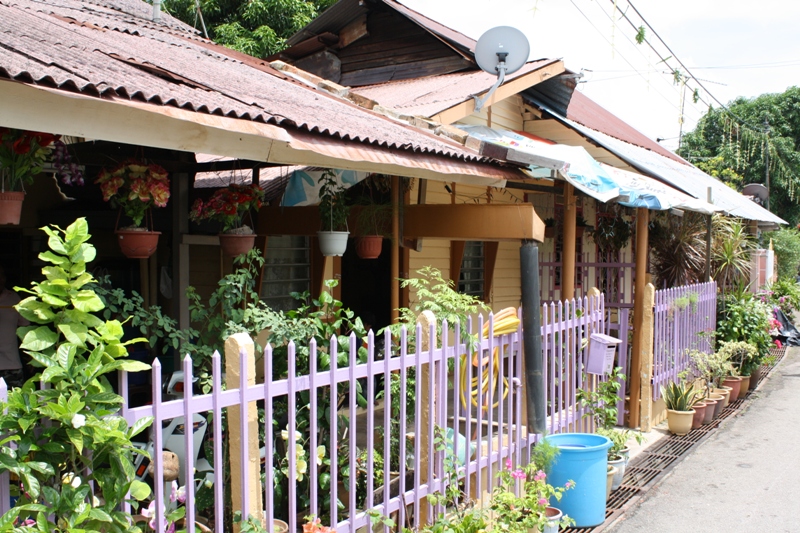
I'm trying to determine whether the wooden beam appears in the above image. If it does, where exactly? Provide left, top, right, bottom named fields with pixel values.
left=450, top=241, right=466, bottom=287
left=337, top=14, right=368, bottom=48
left=259, top=203, right=545, bottom=242
left=561, top=183, right=576, bottom=300
left=465, top=136, right=568, bottom=171
left=628, top=208, right=649, bottom=428
left=430, top=61, right=565, bottom=125
left=484, top=241, right=499, bottom=303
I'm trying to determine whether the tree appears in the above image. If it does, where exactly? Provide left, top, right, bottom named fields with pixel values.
left=164, top=0, right=337, bottom=58
left=679, top=87, right=800, bottom=225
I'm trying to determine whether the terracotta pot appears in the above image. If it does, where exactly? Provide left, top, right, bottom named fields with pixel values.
left=750, top=365, right=762, bottom=390
left=0, top=191, right=25, bottom=225
left=708, top=393, right=725, bottom=418
left=543, top=507, right=563, bottom=533
left=738, top=375, right=750, bottom=398
left=606, top=465, right=617, bottom=500
left=691, top=402, right=707, bottom=429
left=219, top=232, right=256, bottom=257
left=666, top=409, right=695, bottom=435
left=722, top=376, right=742, bottom=402
left=355, top=235, right=383, bottom=259
left=712, top=387, right=731, bottom=408
left=317, top=230, right=349, bottom=256
left=116, top=229, right=160, bottom=259
left=702, top=398, right=717, bottom=424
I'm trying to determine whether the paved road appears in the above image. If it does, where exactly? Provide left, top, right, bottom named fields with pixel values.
left=609, top=347, right=800, bottom=533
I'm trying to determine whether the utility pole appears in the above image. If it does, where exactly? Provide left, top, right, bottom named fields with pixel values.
left=764, top=119, right=770, bottom=211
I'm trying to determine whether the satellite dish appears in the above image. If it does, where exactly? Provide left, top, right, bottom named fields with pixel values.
left=473, top=26, right=530, bottom=111
left=742, top=183, right=768, bottom=207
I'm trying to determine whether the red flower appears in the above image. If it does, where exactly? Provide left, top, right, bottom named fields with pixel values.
left=12, top=136, right=31, bottom=155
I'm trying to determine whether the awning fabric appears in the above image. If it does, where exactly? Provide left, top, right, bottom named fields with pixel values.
left=460, top=125, right=719, bottom=214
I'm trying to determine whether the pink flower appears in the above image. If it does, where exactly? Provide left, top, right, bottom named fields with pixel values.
left=565, top=480, right=574, bottom=489
left=505, top=459, right=513, bottom=471
left=538, top=498, right=548, bottom=506
left=775, top=339, right=783, bottom=348
left=534, top=470, right=546, bottom=481
left=512, top=469, right=526, bottom=479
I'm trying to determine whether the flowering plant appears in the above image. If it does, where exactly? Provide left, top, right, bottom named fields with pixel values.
left=489, top=459, right=575, bottom=533
left=189, top=183, right=264, bottom=233
left=95, top=160, right=170, bottom=227
left=0, top=128, right=58, bottom=191
left=139, top=481, right=187, bottom=533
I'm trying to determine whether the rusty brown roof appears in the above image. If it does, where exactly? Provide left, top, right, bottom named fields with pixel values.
left=0, top=0, right=494, bottom=164
left=564, top=90, right=686, bottom=164
left=353, top=59, right=561, bottom=118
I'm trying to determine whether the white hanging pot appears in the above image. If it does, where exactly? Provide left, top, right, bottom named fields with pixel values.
left=317, top=230, right=349, bottom=256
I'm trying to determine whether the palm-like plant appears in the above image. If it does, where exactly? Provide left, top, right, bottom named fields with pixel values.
left=649, top=212, right=707, bottom=288
left=712, top=215, right=755, bottom=291
left=661, top=381, right=702, bottom=412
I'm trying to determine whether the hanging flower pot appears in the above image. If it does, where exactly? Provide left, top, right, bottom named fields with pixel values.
left=116, top=229, right=161, bottom=259
left=317, top=231, right=349, bottom=256
left=96, top=160, right=171, bottom=260
left=0, top=191, right=25, bottom=225
left=219, top=233, right=257, bottom=257
left=190, top=183, right=264, bottom=257
left=355, top=235, right=383, bottom=259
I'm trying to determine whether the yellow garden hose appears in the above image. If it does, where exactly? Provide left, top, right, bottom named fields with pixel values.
left=460, top=307, right=519, bottom=410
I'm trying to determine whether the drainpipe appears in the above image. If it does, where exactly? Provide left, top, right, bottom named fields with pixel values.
left=520, top=240, right=545, bottom=434
left=152, top=0, right=162, bottom=23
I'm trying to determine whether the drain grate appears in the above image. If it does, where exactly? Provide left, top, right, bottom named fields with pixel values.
left=563, top=347, right=787, bottom=532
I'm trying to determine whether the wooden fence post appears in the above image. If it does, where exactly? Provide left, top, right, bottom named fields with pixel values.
left=417, top=310, right=435, bottom=526
left=225, top=333, right=264, bottom=531
left=639, top=284, right=656, bottom=432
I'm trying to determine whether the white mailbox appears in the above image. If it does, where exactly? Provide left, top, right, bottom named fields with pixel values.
left=586, top=333, right=623, bottom=376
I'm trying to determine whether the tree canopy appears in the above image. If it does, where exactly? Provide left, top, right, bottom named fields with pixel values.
left=165, top=0, right=336, bottom=58
left=679, top=86, right=800, bottom=225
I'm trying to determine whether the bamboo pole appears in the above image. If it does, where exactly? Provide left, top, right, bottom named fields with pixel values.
left=561, top=183, right=577, bottom=300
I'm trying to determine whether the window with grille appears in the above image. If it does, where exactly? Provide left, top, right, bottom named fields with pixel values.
left=260, top=236, right=311, bottom=311
left=458, top=241, right=485, bottom=297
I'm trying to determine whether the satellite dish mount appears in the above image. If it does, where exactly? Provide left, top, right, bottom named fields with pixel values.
left=473, top=26, right=530, bottom=112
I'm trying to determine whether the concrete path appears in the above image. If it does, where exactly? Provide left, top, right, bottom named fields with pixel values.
left=608, top=347, right=800, bottom=532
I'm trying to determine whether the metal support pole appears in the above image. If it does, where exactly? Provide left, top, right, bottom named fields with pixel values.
left=705, top=187, right=712, bottom=282
left=520, top=240, right=545, bottom=434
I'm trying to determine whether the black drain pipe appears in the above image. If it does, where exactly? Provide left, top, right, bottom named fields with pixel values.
left=520, top=240, right=545, bottom=434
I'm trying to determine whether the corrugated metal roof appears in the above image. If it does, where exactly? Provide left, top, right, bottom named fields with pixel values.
left=563, top=90, right=686, bottom=164
left=286, top=0, right=369, bottom=47
left=1, top=0, right=492, bottom=165
left=353, top=59, right=560, bottom=117
left=563, top=119, right=785, bottom=225
left=383, top=0, right=476, bottom=54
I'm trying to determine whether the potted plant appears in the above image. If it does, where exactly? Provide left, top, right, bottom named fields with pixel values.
left=0, top=128, right=60, bottom=224
left=95, top=159, right=170, bottom=258
left=717, top=340, right=759, bottom=400
left=575, top=214, right=592, bottom=238
left=317, top=169, right=351, bottom=256
left=353, top=201, right=391, bottom=259
left=189, top=183, right=264, bottom=257
left=661, top=381, right=701, bottom=435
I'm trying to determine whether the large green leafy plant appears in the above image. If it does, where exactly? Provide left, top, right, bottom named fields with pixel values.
left=717, top=293, right=772, bottom=359
left=0, top=218, right=152, bottom=532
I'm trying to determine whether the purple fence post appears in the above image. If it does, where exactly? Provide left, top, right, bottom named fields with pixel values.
left=382, top=328, right=391, bottom=533
left=347, top=333, right=357, bottom=529
left=398, top=327, right=408, bottom=531
left=366, top=330, right=375, bottom=513
left=329, top=337, right=339, bottom=526
left=213, top=351, right=224, bottom=533
left=0, top=379, right=8, bottom=516
left=151, top=358, right=165, bottom=533
left=309, top=338, right=319, bottom=519
left=262, top=346, right=274, bottom=533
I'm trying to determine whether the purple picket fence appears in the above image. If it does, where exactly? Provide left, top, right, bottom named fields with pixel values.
left=541, top=294, right=606, bottom=435
left=652, top=281, right=717, bottom=400
left=0, top=298, right=613, bottom=532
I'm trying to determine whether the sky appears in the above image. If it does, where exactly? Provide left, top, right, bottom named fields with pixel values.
left=400, top=0, right=800, bottom=151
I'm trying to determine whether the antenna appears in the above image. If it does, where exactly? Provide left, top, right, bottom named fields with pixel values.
left=473, top=26, right=530, bottom=112
left=742, top=183, right=768, bottom=207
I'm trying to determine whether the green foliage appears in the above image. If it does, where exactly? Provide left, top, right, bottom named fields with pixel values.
left=694, top=156, right=746, bottom=190
left=661, top=381, right=701, bottom=412
left=590, top=209, right=632, bottom=253
left=635, top=25, right=646, bottom=44
left=712, top=215, right=756, bottom=291
left=716, top=340, right=760, bottom=377
left=390, top=266, right=490, bottom=350
left=679, top=87, right=800, bottom=225
left=688, top=348, right=736, bottom=394
left=318, top=170, right=350, bottom=232
left=717, top=293, right=772, bottom=361
left=578, top=366, right=625, bottom=431
left=164, top=0, right=336, bottom=57
left=763, top=277, right=800, bottom=314
left=763, top=228, right=800, bottom=279
left=597, top=428, right=643, bottom=460
left=0, top=218, right=152, bottom=532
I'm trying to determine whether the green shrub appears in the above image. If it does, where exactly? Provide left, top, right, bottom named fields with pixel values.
left=717, top=293, right=772, bottom=358
left=763, top=228, right=800, bottom=280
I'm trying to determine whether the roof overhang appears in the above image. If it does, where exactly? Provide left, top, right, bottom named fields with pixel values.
left=0, top=80, right=519, bottom=187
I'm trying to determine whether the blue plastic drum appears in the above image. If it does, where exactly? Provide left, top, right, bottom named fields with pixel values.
left=544, top=433, right=611, bottom=528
